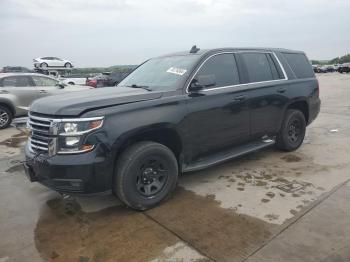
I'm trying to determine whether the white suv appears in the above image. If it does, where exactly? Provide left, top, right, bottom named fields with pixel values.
left=0, top=73, right=90, bottom=128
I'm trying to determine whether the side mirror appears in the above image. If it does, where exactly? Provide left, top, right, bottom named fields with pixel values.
left=56, top=83, right=66, bottom=89
left=188, top=74, right=216, bottom=92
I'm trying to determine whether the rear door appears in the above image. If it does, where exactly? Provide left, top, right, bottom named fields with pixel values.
left=237, top=52, right=289, bottom=139
left=0, top=75, right=38, bottom=115
left=185, top=53, right=250, bottom=161
left=31, top=75, right=63, bottom=98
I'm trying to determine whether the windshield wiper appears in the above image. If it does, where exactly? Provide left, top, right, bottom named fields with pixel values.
left=127, top=84, right=152, bottom=91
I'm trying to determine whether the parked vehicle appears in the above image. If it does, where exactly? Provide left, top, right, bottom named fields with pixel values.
left=333, top=64, right=341, bottom=71
left=1, top=66, right=32, bottom=73
left=318, top=65, right=334, bottom=73
left=24, top=47, right=320, bottom=210
left=86, top=71, right=131, bottom=88
left=312, top=65, right=321, bottom=73
left=60, top=74, right=89, bottom=85
left=0, top=73, right=91, bottom=128
left=338, top=63, right=350, bottom=73
left=33, top=57, right=73, bottom=69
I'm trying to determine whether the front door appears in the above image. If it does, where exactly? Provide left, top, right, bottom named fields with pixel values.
left=0, top=75, right=38, bottom=116
left=31, top=75, right=63, bottom=98
left=185, top=53, right=250, bottom=161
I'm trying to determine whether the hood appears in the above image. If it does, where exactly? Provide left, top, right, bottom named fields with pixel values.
left=30, top=87, right=162, bottom=116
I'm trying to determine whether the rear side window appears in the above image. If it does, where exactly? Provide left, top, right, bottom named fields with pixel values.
left=195, top=53, right=240, bottom=88
left=283, top=53, right=314, bottom=78
left=0, top=76, right=32, bottom=87
left=240, top=53, right=276, bottom=83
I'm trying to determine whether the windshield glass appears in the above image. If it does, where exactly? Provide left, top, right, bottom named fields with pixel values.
left=118, top=55, right=200, bottom=91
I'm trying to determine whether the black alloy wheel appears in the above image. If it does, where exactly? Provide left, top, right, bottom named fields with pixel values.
left=114, top=141, right=178, bottom=210
left=276, top=109, right=306, bottom=151
left=287, top=119, right=302, bottom=144
left=136, top=156, right=168, bottom=197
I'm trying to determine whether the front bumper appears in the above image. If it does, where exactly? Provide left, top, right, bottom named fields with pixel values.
left=24, top=143, right=113, bottom=195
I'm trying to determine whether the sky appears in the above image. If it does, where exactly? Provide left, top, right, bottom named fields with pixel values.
left=0, top=0, right=349, bottom=68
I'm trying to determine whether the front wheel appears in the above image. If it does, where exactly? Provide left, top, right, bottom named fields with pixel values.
left=114, top=141, right=178, bottom=210
left=64, top=63, right=72, bottom=68
left=276, top=109, right=306, bottom=151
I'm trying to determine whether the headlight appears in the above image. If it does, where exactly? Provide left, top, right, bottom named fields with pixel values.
left=64, top=123, right=78, bottom=133
left=57, top=117, right=104, bottom=154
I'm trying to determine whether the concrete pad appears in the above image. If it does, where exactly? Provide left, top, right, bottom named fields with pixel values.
left=146, top=188, right=278, bottom=262
left=151, top=242, right=209, bottom=262
left=246, top=183, right=350, bottom=262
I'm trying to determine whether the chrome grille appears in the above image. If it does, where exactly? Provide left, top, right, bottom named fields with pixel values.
left=27, top=114, right=53, bottom=153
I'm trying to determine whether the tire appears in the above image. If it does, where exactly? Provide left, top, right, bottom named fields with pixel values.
left=40, top=62, right=48, bottom=69
left=114, top=141, right=178, bottom=210
left=276, top=109, right=306, bottom=152
left=64, top=63, right=72, bottom=68
left=0, top=105, right=13, bottom=129
left=68, top=82, right=75, bottom=85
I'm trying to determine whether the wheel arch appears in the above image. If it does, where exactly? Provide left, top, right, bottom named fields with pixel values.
left=281, top=99, right=309, bottom=127
left=114, top=125, right=183, bottom=161
left=0, top=99, right=15, bottom=116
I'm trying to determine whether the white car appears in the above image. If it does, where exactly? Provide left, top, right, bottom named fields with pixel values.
left=60, top=74, right=88, bottom=85
left=33, top=57, right=73, bottom=69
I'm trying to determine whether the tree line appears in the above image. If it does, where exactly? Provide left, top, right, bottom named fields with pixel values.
left=311, top=54, right=350, bottom=65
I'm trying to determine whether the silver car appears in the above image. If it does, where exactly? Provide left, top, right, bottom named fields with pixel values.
left=0, top=73, right=91, bottom=129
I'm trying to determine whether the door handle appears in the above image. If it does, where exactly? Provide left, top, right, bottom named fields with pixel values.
left=277, top=88, right=287, bottom=93
left=234, top=95, right=246, bottom=101
left=39, top=90, right=47, bottom=93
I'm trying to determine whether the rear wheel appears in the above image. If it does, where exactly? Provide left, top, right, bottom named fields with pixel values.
left=64, top=63, right=72, bottom=68
left=0, top=105, right=12, bottom=129
left=68, top=82, right=75, bottom=85
left=40, top=62, right=48, bottom=69
left=276, top=109, right=306, bottom=151
left=114, top=141, right=178, bottom=210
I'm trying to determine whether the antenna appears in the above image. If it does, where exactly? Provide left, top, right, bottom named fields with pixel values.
left=190, top=45, right=200, bottom=54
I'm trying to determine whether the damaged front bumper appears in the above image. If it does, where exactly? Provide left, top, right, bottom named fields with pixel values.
left=24, top=143, right=113, bottom=195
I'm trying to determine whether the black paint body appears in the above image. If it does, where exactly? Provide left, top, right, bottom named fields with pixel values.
left=25, top=48, right=321, bottom=194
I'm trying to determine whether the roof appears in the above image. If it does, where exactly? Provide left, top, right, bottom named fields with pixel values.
left=158, top=47, right=304, bottom=58
left=0, top=72, right=58, bottom=79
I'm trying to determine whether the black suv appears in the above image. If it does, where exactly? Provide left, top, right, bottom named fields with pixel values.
left=24, top=47, right=320, bottom=210
left=338, top=63, right=350, bottom=73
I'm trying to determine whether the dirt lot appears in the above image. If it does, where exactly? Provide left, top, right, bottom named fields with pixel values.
left=1, top=73, right=350, bottom=262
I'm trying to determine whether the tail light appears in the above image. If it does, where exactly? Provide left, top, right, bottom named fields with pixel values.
left=86, top=79, right=97, bottom=88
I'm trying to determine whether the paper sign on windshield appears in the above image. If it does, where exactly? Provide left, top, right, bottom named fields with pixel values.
left=166, top=67, right=187, bottom=76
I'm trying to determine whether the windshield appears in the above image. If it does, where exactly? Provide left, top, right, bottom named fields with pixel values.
left=118, top=55, right=200, bottom=91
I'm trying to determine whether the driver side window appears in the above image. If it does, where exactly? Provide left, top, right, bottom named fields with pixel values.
left=194, top=53, right=240, bottom=88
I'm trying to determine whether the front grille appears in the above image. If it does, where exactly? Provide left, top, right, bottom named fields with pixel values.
left=28, top=114, right=53, bottom=154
